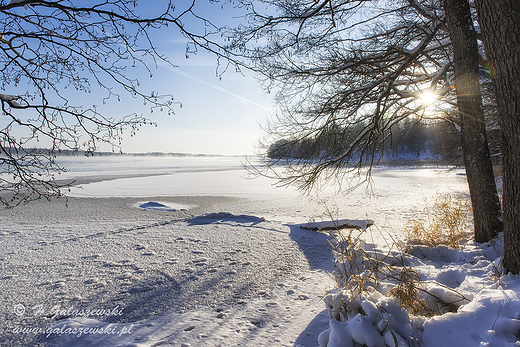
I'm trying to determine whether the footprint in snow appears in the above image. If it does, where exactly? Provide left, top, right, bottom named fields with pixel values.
left=192, top=258, right=207, bottom=264
left=104, top=261, right=123, bottom=267
left=163, top=259, right=178, bottom=265
left=81, top=254, right=102, bottom=259
left=184, top=325, right=196, bottom=332
left=121, top=272, right=133, bottom=279
left=85, top=277, right=99, bottom=284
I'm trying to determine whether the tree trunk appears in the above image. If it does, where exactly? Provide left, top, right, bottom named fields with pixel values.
left=474, top=0, right=520, bottom=273
left=442, top=0, right=503, bottom=243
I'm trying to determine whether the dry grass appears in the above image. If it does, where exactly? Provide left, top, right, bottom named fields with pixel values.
left=329, top=226, right=471, bottom=317
left=329, top=225, right=438, bottom=316
left=404, top=193, right=471, bottom=248
left=387, top=267, right=429, bottom=314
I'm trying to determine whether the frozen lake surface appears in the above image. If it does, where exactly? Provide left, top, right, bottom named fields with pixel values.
left=64, top=155, right=298, bottom=198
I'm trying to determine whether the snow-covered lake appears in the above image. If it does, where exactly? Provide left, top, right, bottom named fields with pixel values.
left=60, top=155, right=299, bottom=198
left=3, top=156, right=514, bottom=347
left=59, top=155, right=472, bottom=235
left=56, top=155, right=245, bottom=178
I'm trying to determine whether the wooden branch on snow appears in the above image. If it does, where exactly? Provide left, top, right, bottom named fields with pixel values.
left=301, top=219, right=374, bottom=231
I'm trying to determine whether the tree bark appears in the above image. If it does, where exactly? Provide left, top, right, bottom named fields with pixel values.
left=474, top=0, right=520, bottom=273
left=442, top=0, right=503, bottom=243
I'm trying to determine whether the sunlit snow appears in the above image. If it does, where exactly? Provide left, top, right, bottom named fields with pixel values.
left=1, top=155, right=516, bottom=347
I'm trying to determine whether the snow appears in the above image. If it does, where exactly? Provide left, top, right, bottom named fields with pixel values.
left=136, top=201, right=193, bottom=211
left=8, top=0, right=29, bottom=9
left=318, top=236, right=519, bottom=347
left=0, top=93, right=23, bottom=108
left=1, top=155, right=517, bottom=347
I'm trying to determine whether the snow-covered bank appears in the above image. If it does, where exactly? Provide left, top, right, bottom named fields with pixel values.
left=1, top=202, right=334, bottom=346
left=317, top=231, right=520, bottom=347
left=30, top=219, right=337, bottom=347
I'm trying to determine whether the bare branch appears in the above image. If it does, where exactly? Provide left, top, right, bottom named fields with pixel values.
left=0, top=0, right=241, bottom=207
left=228, top=0, right=464, bottom=192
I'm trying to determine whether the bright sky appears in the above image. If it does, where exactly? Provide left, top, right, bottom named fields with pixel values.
left=115, top=54, right=272, bottom=156
left=109, top=2, right=273, bottom=156
left=0, top=1, right=274, bottom=156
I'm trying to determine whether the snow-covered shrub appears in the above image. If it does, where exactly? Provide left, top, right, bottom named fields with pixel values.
left=319, top=220, right=477, bottom=346
left=320, top=291, right=416, bottom=347
left=331, top=227, right=473, bottom=314
left=331, top=228, right=430, bottom=314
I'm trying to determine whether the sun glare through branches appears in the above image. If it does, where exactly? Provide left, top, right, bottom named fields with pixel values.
left=418, top=89, right=439, bottom=107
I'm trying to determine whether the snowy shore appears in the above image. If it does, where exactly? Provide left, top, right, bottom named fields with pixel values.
left=2, top=156, right=516, bottom=346
left=1, top=194, right=336, bottom=347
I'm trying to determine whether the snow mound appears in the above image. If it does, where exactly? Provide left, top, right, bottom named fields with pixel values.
left=318, top=235, right=520, bottom=347
left=136, top=201, right=193, bottom=211
left=301, top=219, right=374, bottom=231
left=319, top=293, right=412, bottom=347
left=189, top=212, right=266, bottom=225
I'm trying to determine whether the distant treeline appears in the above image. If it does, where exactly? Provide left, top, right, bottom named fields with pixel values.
left=0, top=148, right=226, bottom=158
left=268, top=118, right=502, bottom=165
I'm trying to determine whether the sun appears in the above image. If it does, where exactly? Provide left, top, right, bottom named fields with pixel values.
left=418, top=89, right=438, bottom=106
